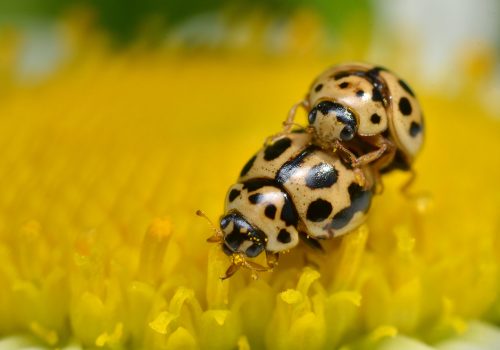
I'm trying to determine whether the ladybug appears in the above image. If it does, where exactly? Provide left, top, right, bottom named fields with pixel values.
left=285, top=63, right=424, bottom=190
left=198, top=131, right=374, bottom=279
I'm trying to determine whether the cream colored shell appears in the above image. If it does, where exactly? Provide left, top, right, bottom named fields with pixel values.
left=225, top=182, right=299, bottom=252
left=239, top=132, right=311, bottom=181
left=307, top=62, right=424, bottom=162
left=309, top=63, right=388, bottom=136
left=237, top=132, right=373, bottom=241
left=379, top=69, right=424, bottom=159
left=285, top=145, right=368, bottom=238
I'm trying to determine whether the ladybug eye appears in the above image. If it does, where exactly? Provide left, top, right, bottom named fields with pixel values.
left=245, top=243, right=264, bottom=257
left=308, top=109, right=318, bottom=124
left=340, top=126, right=355, bottom=141
left=334, top=105, right=357, bottom=141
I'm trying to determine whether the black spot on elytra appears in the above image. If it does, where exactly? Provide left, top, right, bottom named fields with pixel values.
left=240, top=155, right=256, bottom=177
left=329, top=183, right=372, bottom=230
left=276, top=146, right=315, bottom=184
left=365, top=68, right=384, bottom=84
left=354, top=67, right=387, bottom=107
left=314, top=84, right=323, bottom=92
left=339, top=82, right=349, bottom=89
left=333, top=71, right=352, bottom=80
left=399, top=97, right=412, bottom=116
left=264, top=204, right=277, bottom=219
left=356, top=90, right=364, bottom=97
left=243, top=178, right=299, bottom=227
left=409, top=121, right=422, bottom=137
left=264, top=137, right=292, bottom=161
left=306, top=163, right=338, bottom=189
left=280, top=194, right=299, bottom=226
left=277, top=229, right=292, bottom=243
left=306, top=199, right=333, bottom=222
left=242, top=178, right=276, bottom=192
left=330, top=67, right=389, bottom=107
left=249, top=193, right=263, bottom=204
left=398, top=79, right=415, bottom=97
left=243, top=179, right=300, bottom=227
left=372, top=87, right=383, bottom=103
left=370, top=113, right=381, bottom=124
left=228, top=189, right=240, bottom=202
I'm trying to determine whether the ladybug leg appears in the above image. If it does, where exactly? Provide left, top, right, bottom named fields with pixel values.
left=266, top=251, right=280, bottom=269
left=299, top=231, right=325, bottom=252
left=354, top=168, right=368, bottom=189
left=264, top=99, right=309, bottom=146
left=371, top=169, right=384, bottom=194
left=401, top=168, right=416, bottom=195
left=367, top=140, right=397, bottom=194
left=350, top=135, right=394, bottom=168
left=348, top=136, right=396, bottom=193
left=333, top=139, right=358, bottom=164
left=400, top=170, right=432, bottom=203
left=333, top=140, right=367, bottom=188
left=283, top=99, right=310, bottom=132
left=221, top=262, right=241, bottom=280
left=264, top=124, right=309, bottom=148
left=244, top=260, right=271, bottom=280
left=401, top=168, right=430, bottom=200
left=221, top=253, right=270, bottom=280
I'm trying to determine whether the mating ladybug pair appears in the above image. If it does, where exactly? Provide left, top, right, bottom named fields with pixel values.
left=198, top=62, right=424, bottom=279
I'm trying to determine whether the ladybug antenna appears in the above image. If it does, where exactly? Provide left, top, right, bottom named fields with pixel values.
left=196, top=210, right=223, bottom=243
left=283, top=99, right=310, bottom=132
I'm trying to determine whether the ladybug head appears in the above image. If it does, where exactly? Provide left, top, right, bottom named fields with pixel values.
left=308, top=101, right=358, bottom=142
left=219, top=211, right=266, bottom=258
left=215, top=211, right=272, bottom=279
left=197, top=209, right=270, bottom=280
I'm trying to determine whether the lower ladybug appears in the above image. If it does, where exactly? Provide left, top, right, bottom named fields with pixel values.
left=198, top=131, right=375, bottom=279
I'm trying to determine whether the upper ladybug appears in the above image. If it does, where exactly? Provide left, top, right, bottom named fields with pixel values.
left=288, top=62, right=424, bottom=189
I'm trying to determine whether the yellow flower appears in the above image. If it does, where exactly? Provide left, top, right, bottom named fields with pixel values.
left=0, top=14, right=500, bottom=350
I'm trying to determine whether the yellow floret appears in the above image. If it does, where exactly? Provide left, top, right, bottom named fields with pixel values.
left=0, top=14, right=499, bottom=350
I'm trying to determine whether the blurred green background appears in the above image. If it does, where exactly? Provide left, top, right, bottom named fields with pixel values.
left=0, top=0, right=499, bottom=106
left=0, top=0, right=374, bottom=44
